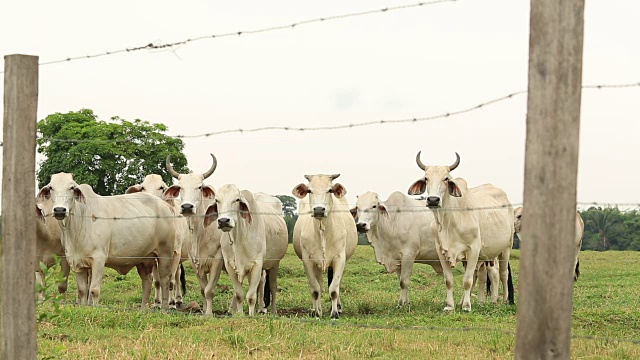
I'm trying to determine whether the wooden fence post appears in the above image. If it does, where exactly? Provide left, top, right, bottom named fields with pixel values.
left=515, top=1, right=585, bottom=359
left=2, top=54, right=39, bottom=359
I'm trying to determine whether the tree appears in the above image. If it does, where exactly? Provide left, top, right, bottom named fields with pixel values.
left=37, top=109, right=189, bottom=195
left=580, top=207, right=624, bottom=251
left=275, top=195, right=298, bottom=243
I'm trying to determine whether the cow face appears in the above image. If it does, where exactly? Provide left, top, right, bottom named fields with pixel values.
left=205, top=184, right=252, bottom=232
left=164, top=154, right=218, bottom=216
left=408, top=152, right=462, bottom=209
left=292, top=174, right=346, bottom=219
left=353, top=192, right=388, bottom=233
left=126, top=174, right=168, bottom=198
left=37, top=173, right=86, bottom=220
left=513, top=206, right=523, bottom=233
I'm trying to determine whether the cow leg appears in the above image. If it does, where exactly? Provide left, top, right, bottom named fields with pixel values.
left=302, top=259, right=323, bottom=318
left=35, top=271, right=46, bottom=300
left=268, top=266, right=279, bottom=315
left=75, top=269, right=90, bottom=305
left=488, top=262, right=500, bottom=304
left=58, top=258, right=71, bottom=294
left=156, top=256, right=173, bottom=310
left=204, top=259, right=224, bottom=316
left=498, top=250, right=511, bottom=304
left=174, top=263, right=184, bottom=308
left=328, top=256, right=346, bottom=320
left=225, top=265, right=245, bottom=316
left=151, top=264, right=161, bottom=306
left=246, top=262, right=264, bottom=316
left=257, top=270, right=267, bottom=314
left=436, top=242, right=455, bottom=311
left=397, top=256, right=415, bottom=307
left=461, top=249, right=480, bottom=312
left=476, top=263, right=488, bottom=304
left=88, top=260, right=106, bottom=306
left=136, top=264, right=153, bottom=308
left=168, top=250, right=181, bottom=309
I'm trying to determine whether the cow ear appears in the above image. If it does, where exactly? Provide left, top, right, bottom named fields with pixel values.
left=164, top=185, right=181, bottom=200
left=37, top=186, right=51, bottom=201
left=350, top=207, right=358, bottom=221
left=36, top=204, right=45, bottom=223
left=331, top=183, right=347, bottom=198
left=408, top=179, right=426, bottom=195
left=202, top=185, right=216, bottom=199
left=125, top=185, right=143, bottom=194
left=203, top=204, right=219, bottom=228
left=448, top=179, right=462, bottom=197
left=73, top=187, right=86, bottom=203
left=292, top=183, right=308, bottom=199
left=239, top=201, right=252, bottom=225
left=378, top=202, right=389, bottom=217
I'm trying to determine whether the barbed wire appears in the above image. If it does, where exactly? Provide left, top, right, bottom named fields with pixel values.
left=28, top=81, right=639, bottom=145
left=34, top=299, right=640, bottom=346
left=0, top=0, right=457, bottom=75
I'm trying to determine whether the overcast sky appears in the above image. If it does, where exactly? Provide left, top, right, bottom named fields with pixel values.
left=1, top=0, right=639, bottom=209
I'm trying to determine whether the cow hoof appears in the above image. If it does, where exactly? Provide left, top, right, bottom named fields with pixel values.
left=443, top=305, right=455, bottom=312
left=330, top=311, right=339, bottom=320
left=337, top=303, right=343, bottom=314
left=462, top=304, right=472, bottom=312
left=310, top=310, right=320, bottom=319
left=175, top=301, right=183, bottom=309
left=258, top=309, right=267, bottom=314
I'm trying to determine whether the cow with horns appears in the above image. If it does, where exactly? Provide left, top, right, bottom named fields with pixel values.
left=407, top=152, right=514, bottom=311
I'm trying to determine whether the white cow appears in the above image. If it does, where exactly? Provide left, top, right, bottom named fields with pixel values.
left=203, top=184, right=288, bottom=315
left=126, top=174, right=189, bottom=308
left=164, top=154, right=226, bottom=316
left=408, top=152, right=514, bottom=311
left=37, top=173, right=177, bottom=309
left=514, top=206, right=584, bottom=281
left=351, top=191, right=442, bottom=306
left=292, top=174, right=358, bottom=319
left=35, top=200, right=70, bottom=298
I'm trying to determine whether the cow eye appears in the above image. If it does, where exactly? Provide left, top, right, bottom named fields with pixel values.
left=372, top=205, right=377, bottom=209
left=198, top=186, right=203, bottom=190
left=236, top=198, right=241, bottom=202
left=307, top=189, right=312, bottom=194
left=159, top=186, right=164, bottom=191
left=328, top=189, right=334, bottom=193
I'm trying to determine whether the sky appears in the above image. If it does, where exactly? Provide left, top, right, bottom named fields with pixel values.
left=1, top=0, right=639, bottom=210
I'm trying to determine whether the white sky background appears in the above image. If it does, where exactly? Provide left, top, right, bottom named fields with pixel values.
left=1, top=0, right=639, bottom=209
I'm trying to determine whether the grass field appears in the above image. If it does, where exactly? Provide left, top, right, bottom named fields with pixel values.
left=36, top=247, right=640, bottom=359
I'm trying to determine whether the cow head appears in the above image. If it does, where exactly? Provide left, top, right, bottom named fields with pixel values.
left=164, top=154, right=217, bottom=216
left=37, top=173, right=86, bottom=220
left=204, top=184, right=252, bottom=232
left=408, top=152, right=462, bottom=209
left=292, top=174, right=346, bottom=219
left=126, top=174, right=168, bottom=198
left=352, top=192, right=388, bottom=233
left=513, top=206, right=523, bottom=233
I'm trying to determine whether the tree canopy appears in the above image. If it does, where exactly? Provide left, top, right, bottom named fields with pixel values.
left=37, top=109, right=189, bottom=195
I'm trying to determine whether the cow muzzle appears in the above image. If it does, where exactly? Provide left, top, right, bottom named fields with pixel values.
left=217, top=217, right=233, bottom=232
left=180, top=203, right=195, bottom=216
left=426, top=196, right=441, bottom=209
left=356, top=222, right=369, bottom=233
left=312, top=206, right=326, bottom=219
left=53, top=207, right=68, bottom=220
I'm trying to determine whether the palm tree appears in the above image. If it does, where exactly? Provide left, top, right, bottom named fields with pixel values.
left=582, top=207, right=623, bottom=251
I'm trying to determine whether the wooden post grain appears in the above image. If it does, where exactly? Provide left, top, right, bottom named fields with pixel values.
left=515, top=1, right=585, bottom=359
left=1, top=54, right=39, bottom=359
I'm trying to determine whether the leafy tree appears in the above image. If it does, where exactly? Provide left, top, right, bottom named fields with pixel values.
left=36, top=109, right=189, bottom=195
left=580, top=207, right=625, bottom=251
left=275, top=195, right=298, bottom=243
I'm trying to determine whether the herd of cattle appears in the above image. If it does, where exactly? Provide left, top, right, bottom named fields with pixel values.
left=34, top=152, right=584, bottom=318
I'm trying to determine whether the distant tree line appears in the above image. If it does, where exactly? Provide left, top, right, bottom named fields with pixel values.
left=579, top=207, right=640, bottom=251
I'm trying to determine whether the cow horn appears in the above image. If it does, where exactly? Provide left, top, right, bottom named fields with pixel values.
left=449, top=152, right=460, bottom=171
left=329, top=174, right=340, bottom=180
left=166, top=155, right=180, bottom=179
left=415, top=151, right=427, bottom=171
left=202, top=153, right=218, bottom=180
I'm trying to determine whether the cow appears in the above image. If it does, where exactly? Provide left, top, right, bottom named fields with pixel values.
left=35, top=200, right=70, bottom=298
left=514, top=206, right=584, bottom=281
left=125, top=174, right=189, bottom=308
left=407, top=152, right=514, bottom=311
left=164, top=154, right=226, bottom=316
left=202, top=184, right=288, bottom=315
left=351, top=191, right=442, bottom=306
left=37, top=173, right=177, bottom=309
left=292, top=174, right=358, bottom=319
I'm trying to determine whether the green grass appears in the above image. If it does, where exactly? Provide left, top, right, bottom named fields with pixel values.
left=37, top=247, right=640, bottom=359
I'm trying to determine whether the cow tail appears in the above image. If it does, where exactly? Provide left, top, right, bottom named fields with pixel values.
left=485, top=263, right=492, bottom=295
left=328, top=266, right=334, bottom=288
left=574, top=259, right=580, bottom=281
left=180, top=263, right=187, bottom=295
left=507, top=262, right=515, bottom=305
left=263, top=272, right=271, bottom=308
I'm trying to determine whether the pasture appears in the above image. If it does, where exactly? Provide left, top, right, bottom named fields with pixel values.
left=36, top=247, right=640, bottom=359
